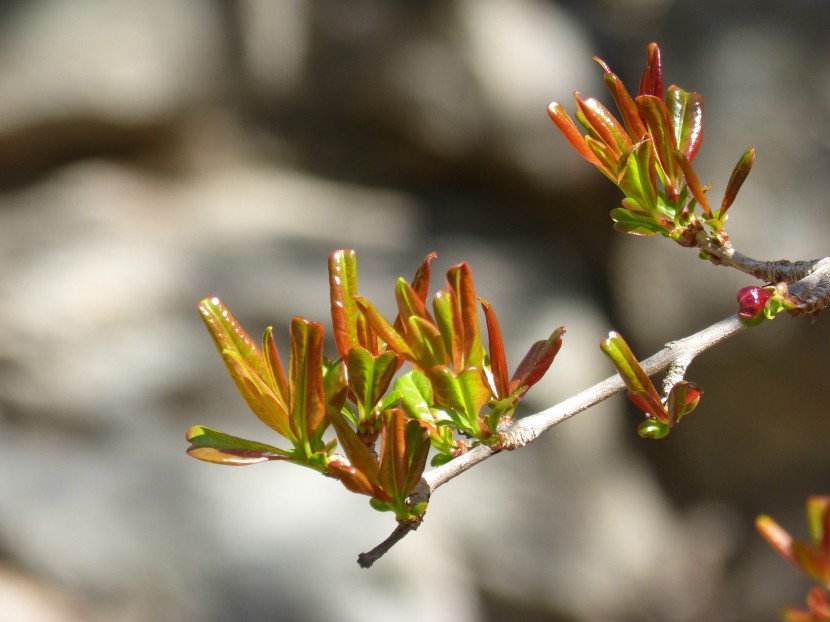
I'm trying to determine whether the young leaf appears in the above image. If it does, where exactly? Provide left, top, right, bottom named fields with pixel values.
left=667, top=86, right=704, bottom=162
left=757, top=514, right=797, bottom=567
left=576, top=96, right=632, bottom=157
left=185, top=425, right=291, bottom=466
left=509, top=327, right=565, bottom=397
left=600, top=331, right=663, bottom=416
left=222, top=349, right=295, bottom=442
left=617, top=139, right=659, bottom=221
left=806, top=496, right=830, bottom=551
left=719, top=147, right=755, bottom=219
left=639, top=42, right=664, bottom=100
left=354, top=296, right=415, bottom=362
left=406, top=316, right=450, bottom=372
left=610, top=207, right=664, bottom=236
left=288, top=317, right=327, bottom=448
left=329, top=249, right=363, bottom=359
left=263, top=326, right=290, bottom=404
left=636, top=95, right=680, bottom=198
left=395, top=370, right=434, bottom=422
left=597, top=60, right=647, bottom=140
left=433, top=290, right=462, bottom=370
left=446, top=263, right=485, bottom=369
left=480, top=298, right=509, bottom=399
left=328, top=410, right=385, bottom=499
left=347, top=347, right=398, bottom=422
left=673, top=150, right=713, bottom=218
left=547, top=102, right=605, bottom=168
left=199, top=297, right=270, bottom=383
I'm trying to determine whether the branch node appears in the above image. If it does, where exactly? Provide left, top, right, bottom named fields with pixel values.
left=357, top=517, right=423, bottom=569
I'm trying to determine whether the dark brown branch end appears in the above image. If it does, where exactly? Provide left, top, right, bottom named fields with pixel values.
left=357, top=516, right=423, bottom=568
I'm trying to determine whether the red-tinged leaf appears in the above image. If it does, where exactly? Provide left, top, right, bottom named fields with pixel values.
left=585, top=137, right=619, bottom=180
left=406, top=316, right=449, bottom=372
left=323, top=357, right=348, bottom=416
left=378, top=409, right=408, bottom=501
left=328, top=410, right=385, bottom=498
left=199, top=297, right=269, bottom=380
left=667, top=86, right=704, bottom=162
left=599, top=64, right=648, bottom=140
left=673, top=150, right=713, bottom=218
left=793, top=541, right=825, bottom=583
left=781, top=606, right=821, bottom=622
left=395, top=278, right=433, bottom=332
left=328, top=249, right=363, bottom=359
left=355, top=296, right=415, bottom=363
left=806, top=587, right=830, bottom=618
left=480, top=298, right=509, bottom=399
left=409, top=252, right=437, bottom=305
left=600, top=331, right=663, bottom=412
left=628, top=390, right=668, bottom=422
left=547, top=102, right=604, bottom=168
left=446, top=263, right=485, bottom=369
left=636, top=95, right=680, bottom=198
left=222, top=350, right=295, bottom=442
left=666, top=380, right=702, bottom=426
left=346, top=347, right=398, bottom=421
left=263, top=326, right=290, bottom=403
left=401, top=418, right=430, bottom=496
left=577, top=96, right=632, bottom=157
left=433, top=290, right=462, bottom=370
left=288, top=317, right=327, bottom=445
left=508, top=327, right=565, bottom=397
left=639, top=42, right=664, bottom=100
left=719, top=147, right=755, bottom=219
left=328, top=459, right=383, bottom=498
left=185, top=425, right=290, bottom=466
left=757, top=514, right=796, bottom=566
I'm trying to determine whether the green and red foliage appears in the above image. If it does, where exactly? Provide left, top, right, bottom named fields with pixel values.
left=187, top=250, right=564, bottom=520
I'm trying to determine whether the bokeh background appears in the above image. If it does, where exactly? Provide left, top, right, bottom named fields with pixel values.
left=1, top=1, right=829, bottom=620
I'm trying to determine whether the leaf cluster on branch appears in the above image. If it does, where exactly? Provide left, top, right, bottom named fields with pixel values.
left=186, top=42, right=830, bottom=613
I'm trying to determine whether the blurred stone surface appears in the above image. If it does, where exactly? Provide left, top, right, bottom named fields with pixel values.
left=0, top=1, right=827, bottom=621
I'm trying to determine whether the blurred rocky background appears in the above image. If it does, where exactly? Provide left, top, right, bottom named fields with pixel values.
left=0, top=0, right=828, bottom=620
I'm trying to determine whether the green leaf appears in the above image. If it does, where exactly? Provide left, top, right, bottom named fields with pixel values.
left=407, top=316, right=449, bottom=371
left=328, top=249, right=364, bottom=359
left=221, top=349, right=295, bottom=442
left=637, top=419, right=670, bottom=439
left=480, top=298, right=509, bottom=399
left=667, top=86, right=704, bottom=162
left=509, top=327, right=565, bottom=397
left=401, top=417, right=430, bottom=496
left=806, top=496, right=830, bottom=550
left=395, top=278, right=433, bottom=328
left=610, top=206, right=663, bottom=236
left=185, top=425, right=291, bottom=466
left=446, top=263, right=485, bottom=369
left=600, top=331, right=664, bottom=420
left=718, top=147, right=755, bottom=220
left=346, top=347, right=398, bottom=422
left=323, top=357, right=348, bottom=416
left=433, top=290, right=461, bottom=370
left=395, top=370, right=434, bottom=422
left=288, top=317, right=327, bottom=450
left=617, top=139, right=659, bottom=220
left=428, top=367, right=475, bottom=431
left=636, top=95, right=680, bottom=198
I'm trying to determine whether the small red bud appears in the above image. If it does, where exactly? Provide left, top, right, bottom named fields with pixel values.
left=736, top=286, right=772, bottom=322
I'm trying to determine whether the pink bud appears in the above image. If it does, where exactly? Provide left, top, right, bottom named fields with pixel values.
left=736, top=286, right=772, bottom=319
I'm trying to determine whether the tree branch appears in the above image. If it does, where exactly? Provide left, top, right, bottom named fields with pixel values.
left=359, top=256, right=830, bottom=566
